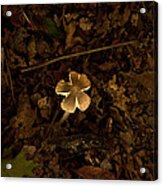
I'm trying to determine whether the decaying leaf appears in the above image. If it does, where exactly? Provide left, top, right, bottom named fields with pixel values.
left=98, top=61, right=119, bottom=71
left=65, top=13, right=79, bottom=23
left=44, top=18, right=65, bottom=39
left=76, top=166, right=115, bottom=179
left=79, top=17, right=93, bottom=31
left=104, top=75, right=130, bottom=112
left=10, top=89, right=37, bottom=140
left=131, top=13, right=139, bottom=27
left=64, top=21, right=83, bottom=48
left=37, top=96, right=51, bottom=120
left=27, top=36, right=37, bottom=59
left=2, top=150, right=38, bottom=177
left=11, top=89, right=36, bottom=129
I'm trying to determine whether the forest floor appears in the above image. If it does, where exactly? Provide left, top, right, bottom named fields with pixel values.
left=1, top=2, right=157, bottom=180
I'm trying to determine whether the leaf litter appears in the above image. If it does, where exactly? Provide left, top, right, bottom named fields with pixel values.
left=1, top=2, right=157, bottom=180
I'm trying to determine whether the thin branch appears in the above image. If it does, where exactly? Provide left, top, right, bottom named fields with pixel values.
left=20, top=40, right=138, bottom=73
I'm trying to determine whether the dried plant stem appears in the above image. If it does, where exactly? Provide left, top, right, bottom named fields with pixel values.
left=6, top=60, right=16, bottom=105
left=59, top=111, right=70, bottom=126
left=22, top=10, right=36, bottom=29
left=22, top=11, right=32, bottom=25
left=20, top=40, right=138, bottom=73
left=45, top=110, right=59, bottom=137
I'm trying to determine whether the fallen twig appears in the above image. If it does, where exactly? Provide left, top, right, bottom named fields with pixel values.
left=20, top=40, right=138, bottom=73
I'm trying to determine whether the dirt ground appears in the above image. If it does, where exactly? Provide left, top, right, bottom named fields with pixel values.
left=1, top=2, right=158, bottom=180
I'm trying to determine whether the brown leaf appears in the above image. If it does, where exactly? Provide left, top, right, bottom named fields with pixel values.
left=27, top=36, right=37, bottom=59
left=65, top=21, right=83, bottom=49
left=37, top=97, right=51, bottom=120
left=76, top=166, right=115, bottom=179
left=79, top=17, right=93, bottom=31
left=122, top=6, right=131, bottom=25
left=10, top=89, right=37, bottom=140
left=11, top=90, right=36, bottom=129
left=98, top=61, right=119, bottom=71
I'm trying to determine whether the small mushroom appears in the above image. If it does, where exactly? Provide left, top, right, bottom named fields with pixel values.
left=55, top=71, right=91, bottom=124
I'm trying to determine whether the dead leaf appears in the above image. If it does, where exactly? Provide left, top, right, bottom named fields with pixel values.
left=98, top=61, right=119, bottom=71
left=37, top=97, right=51, bottom=120
left=23, top=145, right=36, bottom=157
left=122, top=6, right=131, bottom=25
left=104, top=75, right=130, bottom=112
left=131, top=13, right=139, bottom=27
left=65, top=13, right=79, bottom=23
left=27, top=36, right=37, bottom=59
left=10, top=89, right=37, bottom=140
left=11, top=90, right=36, bottom=128
left=76, top=166, right=115, bottom=179
left=79, top=17, right=93, bottom=31
left=65, top=21, right=83, bottom=48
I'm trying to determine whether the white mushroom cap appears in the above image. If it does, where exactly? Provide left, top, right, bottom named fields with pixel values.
left=55, top=71, right=91, bottom=113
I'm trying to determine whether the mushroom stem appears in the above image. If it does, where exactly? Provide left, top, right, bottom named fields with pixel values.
left=58, top=111, right=70, bottom=125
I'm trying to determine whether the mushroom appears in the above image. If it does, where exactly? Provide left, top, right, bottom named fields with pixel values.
left=55, top=71, right=91, bottom=124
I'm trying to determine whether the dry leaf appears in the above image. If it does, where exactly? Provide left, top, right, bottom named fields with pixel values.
left=98, top=61, right=119, bottom=71
left=37, top=97, right=51, bottom=120
left=76, top=166, right=115, bottom=179
left=11, top=90, right=36, bottom=129
left=79, top=17, right=93, bottom=31
left=65, top=21, right=83, bottom=48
